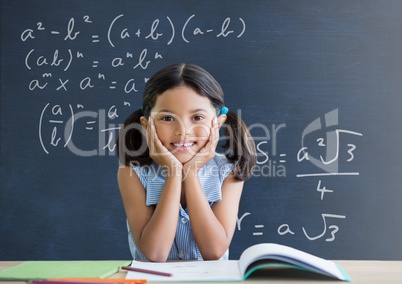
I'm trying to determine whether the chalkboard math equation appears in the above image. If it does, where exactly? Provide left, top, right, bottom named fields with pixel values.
left=21, top=14, right=246, bottom=46
left=39, top=103, right=121, bottom=155
left=237, top=109, right=363, bottom=242
left=296, top=109, right=363, bottom=177
left=22, top=13, right=246, bottom=88
left=20, top=14, right=246, bottom=94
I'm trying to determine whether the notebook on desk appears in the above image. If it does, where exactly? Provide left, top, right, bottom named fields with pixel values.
left=125, top=243, right=351, bottom=282
left=0, top=260, right=131, bottom=280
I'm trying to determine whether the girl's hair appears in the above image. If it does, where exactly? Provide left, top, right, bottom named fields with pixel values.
left=116, top=63, right=256, bottom=181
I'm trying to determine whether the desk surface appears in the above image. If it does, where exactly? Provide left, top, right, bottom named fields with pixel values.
left=1, top=261, right=401, bottom=283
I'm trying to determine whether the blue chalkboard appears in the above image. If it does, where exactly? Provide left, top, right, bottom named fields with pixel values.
left=1, top=0, right=402, bottom=260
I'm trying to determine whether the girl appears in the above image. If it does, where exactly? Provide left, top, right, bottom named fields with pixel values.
left=116, top=63, right=256, bottom=262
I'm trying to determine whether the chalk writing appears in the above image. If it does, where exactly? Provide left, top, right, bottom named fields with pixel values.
left=252, top=123, right=287, bottom=178
left=278, top=213, right=346, bottom=242
left=39, top=103, right=74, bottom=154
left=39, top=103, right=125, bottom=155
left=288, top=109, right=362, bottom=242
left=296, top=109, right=363, bottom=177
left=302, top=214, right=346, bottom=242
left=316, top=180, right=333, bottom=200
left=21, top=14, right=245, bottom=46
left=237, top=109, right=362, bottom=242
left=22, top=13, right=246, bottom=155
left=236, top=212, right=251, bottom=231
left=253, top=225, right=264, bottom=236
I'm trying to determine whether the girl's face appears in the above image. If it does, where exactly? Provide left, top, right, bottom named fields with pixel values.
left=144, top=86, right=220, bottom=164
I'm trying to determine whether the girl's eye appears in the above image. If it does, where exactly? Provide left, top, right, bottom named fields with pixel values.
left=162, top=116, right=175, bottom=122
left=192, top=115, right=204, bottom=121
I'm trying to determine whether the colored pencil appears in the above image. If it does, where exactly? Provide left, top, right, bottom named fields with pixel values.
left=29, top=279, right=145, bottom=284
left=121, top=266, right=172, bottom=277
left=50, top=279, right=145, bottom=283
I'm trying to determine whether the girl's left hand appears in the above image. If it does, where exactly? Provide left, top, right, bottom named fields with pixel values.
left=182, top=117, right=219, bottom=175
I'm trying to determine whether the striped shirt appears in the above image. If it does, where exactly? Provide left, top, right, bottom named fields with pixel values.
left=127, top=153, right=234, bottom=260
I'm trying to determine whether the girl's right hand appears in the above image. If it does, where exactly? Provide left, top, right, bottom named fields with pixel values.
left=146, top=116, right=182, bottom=174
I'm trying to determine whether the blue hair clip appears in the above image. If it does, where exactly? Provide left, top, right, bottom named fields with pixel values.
left=219, top=106, right=229, bottom=115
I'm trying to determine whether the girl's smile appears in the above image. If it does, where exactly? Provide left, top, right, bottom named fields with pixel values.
left=171, top=140, right=196, bottom=152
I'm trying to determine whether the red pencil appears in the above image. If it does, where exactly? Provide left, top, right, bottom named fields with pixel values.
left=121, top=266, right=172, bottom=277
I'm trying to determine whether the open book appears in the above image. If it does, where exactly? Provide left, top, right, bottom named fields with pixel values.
left=125, top=243, right=351, bottom=282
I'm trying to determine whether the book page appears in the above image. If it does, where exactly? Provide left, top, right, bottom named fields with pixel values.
left=238, top=243, right=346, bottom=280
left=125, top=260, right=242, bottom=282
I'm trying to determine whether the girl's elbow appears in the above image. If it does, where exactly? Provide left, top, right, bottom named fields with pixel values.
left=148, top=255, right=168, bottom=262
left=138, top=243, right=170, bottom=262
left=202, top=247, right=228, bottom=261
left=145, top=251, right=169, bottom=262
left=203, top=254, right=222, bottom=261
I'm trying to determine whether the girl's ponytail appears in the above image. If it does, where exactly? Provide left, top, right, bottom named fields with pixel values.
left=222, top=110, right=256, bottom=181
left=116, top=108, right=151, bottom=166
